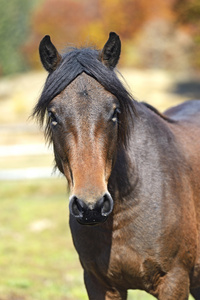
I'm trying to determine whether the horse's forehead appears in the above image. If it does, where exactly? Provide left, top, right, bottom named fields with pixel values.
left=60, top=73, right=113, bottom=105
left=69, top=72, right=103, bottom=91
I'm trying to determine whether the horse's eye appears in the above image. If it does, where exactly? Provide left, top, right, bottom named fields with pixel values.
left=112, top=108, right=121, bottom=123
left=48, top=111, right=58, bottom=126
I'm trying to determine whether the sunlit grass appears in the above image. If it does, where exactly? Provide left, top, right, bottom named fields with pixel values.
left=0, top=178, right=86, bottom=300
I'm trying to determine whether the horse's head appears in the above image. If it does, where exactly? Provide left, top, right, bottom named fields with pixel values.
left=36, top=33, right=135, bottom=225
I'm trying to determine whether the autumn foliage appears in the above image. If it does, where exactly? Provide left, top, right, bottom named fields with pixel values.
left=24, top=0, right=177, bottom=68
left=16, top=0, right=200, bottom=71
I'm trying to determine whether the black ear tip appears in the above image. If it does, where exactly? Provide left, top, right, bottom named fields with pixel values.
left=109, top=32, right=119, bottom=39
left=109, top=32, right=120, bottom=43
left=44, top=35, right=51, bottom=41
left=40, top=35, right=51, bottom=46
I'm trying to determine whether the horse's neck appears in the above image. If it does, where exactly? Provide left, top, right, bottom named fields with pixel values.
left=109, top=102, right=175, bottom=202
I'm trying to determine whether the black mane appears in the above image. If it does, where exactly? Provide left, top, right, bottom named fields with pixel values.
left=142, top=102, right=175, bottom=123
left=33, top=47, right=137, bottom=147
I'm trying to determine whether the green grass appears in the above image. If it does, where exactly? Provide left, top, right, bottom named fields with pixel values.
left=0, top=178, right=86, bottom=300
left=0, top=179, right=194, bottom=300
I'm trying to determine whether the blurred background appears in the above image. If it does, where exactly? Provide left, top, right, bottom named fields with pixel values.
left=0, top=0, right=200, bottom=299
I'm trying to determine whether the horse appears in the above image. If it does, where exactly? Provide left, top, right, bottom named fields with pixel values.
left=34, top=32, right=200, bottom=299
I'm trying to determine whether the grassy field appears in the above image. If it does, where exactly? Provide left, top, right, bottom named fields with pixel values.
left=0, top=178, right=85, bottom=300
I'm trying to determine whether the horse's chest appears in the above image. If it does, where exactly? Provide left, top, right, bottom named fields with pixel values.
left=82, top=244, right=142, bottom=288
left=71, top=219, right=144, bottom=289
left=106, top=242, right=144, bottom=289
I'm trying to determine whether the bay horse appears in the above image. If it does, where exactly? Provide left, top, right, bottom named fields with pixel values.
left=34, top=32, right=200, bottom=299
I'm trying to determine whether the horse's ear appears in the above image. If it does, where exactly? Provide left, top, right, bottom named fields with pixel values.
left=39, top=35, right=62, bottom=72
left=101, top=32, right=121, bottom=69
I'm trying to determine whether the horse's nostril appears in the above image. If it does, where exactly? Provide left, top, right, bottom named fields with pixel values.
left=101, top=193, right=114, bottom=216
left=102, top=199, right=110, bottom=213
left=72, top=198, right=80, bottom=216
left=69, top=196, right=84, bottom=217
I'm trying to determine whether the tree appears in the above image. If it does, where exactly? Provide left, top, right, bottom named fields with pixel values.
left=7, top=0, right=200, bottom=72
left=24, top=0, right=176, bottom=69
left=0, top=0, right=38, bottom=75
left=173, top=0, right=200, bottom=68
left=23, top=0, right=100, bottom=68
